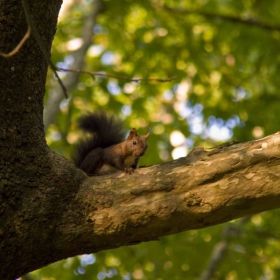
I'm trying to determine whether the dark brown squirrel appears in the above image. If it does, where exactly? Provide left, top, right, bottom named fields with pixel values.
left=72, top=111, right=149, bottom=175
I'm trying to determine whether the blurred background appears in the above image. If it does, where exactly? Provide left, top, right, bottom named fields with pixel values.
left=28, top=0, right=280, bottom=279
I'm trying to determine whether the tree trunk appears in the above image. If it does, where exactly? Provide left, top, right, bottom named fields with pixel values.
left=1, top=1, right=280, bottom=279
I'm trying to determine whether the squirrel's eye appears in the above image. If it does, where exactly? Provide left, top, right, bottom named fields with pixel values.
left=133, top=141, right=137, bottom=145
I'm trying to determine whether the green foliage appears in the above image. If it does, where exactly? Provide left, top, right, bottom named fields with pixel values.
left=41, top=0, right=280, bottom=279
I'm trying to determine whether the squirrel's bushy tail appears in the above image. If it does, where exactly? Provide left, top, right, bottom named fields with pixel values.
left=72, top=111, right=126, bottom=167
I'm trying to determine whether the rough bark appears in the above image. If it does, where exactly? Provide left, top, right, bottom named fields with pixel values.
left=1, top=1, right=280, bottom=279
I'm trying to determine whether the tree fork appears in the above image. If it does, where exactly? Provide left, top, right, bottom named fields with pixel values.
left=3, top=131, right=280, bottom=278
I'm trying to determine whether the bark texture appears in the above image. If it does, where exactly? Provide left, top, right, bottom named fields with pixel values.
left=1, top=1, right=280, bottom=279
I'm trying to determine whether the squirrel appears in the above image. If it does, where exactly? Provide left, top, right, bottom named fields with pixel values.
left=72, top=111, right=149, bottom=175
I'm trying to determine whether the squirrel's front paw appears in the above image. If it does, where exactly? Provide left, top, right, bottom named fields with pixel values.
left=125, top=167, right=135, bottom=174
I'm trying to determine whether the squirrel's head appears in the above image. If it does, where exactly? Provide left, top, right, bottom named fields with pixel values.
left=126, top=128, right=149, bottom=157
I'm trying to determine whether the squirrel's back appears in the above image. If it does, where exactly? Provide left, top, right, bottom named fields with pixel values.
left=72, top=111, right=126, bottom=168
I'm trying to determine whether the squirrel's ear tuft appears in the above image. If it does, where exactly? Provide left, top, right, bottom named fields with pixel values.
left=143, top=133, right=150, bottom=140
left=127, top=128, right=138, bottom=139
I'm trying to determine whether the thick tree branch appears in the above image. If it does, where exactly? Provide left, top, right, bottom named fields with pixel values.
left=70, top=132, right=280, bottom=249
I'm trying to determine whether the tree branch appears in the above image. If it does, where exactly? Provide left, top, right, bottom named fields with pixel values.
left=73, top=132, right=280, bottom=249
left=155, top=3, right=280, bottom=31
left=56, top=66, right=177, bottom=82
left=199, top=217, right=249, bottom=280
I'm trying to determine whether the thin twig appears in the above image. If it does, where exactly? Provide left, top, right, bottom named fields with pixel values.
left=0, top=26, right=31, bottom=58
left=56, top=67, right=177, bottom=83
left=49, top=62, right=68, bottom=96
